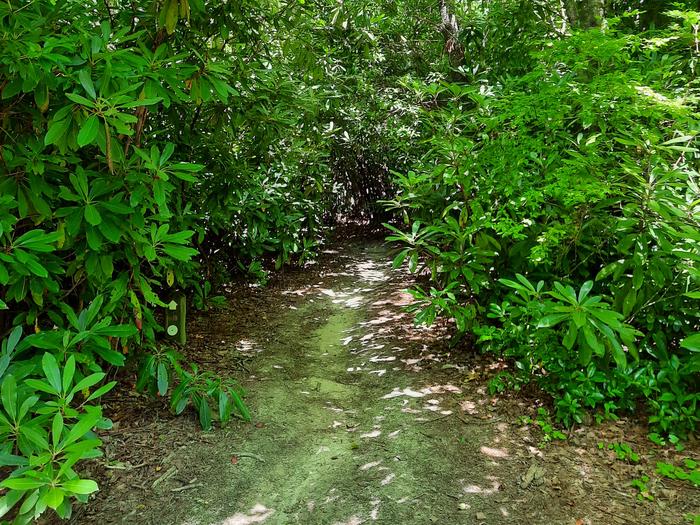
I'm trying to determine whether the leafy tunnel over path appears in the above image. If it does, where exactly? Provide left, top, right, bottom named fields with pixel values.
left=2, top=2, right=699, bottom=522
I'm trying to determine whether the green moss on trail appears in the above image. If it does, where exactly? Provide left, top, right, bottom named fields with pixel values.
left=167, top=245, right=493, bottom=525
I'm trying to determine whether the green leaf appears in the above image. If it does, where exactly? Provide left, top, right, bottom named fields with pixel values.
left=45, top=118, right=71, bottom=145
left=78, top=70, right=96, bottom=99
left=17, top=488, right=39, bottom=515
left=65, top=92, right=95, bottom=107
left=93, top=346, right=126, bottom=366
left=553, top=282, right=577, bottom=304
left=0, top=453, right=28, bottom=467
left=157, top=362, right=168, bottom=396
left=43, top=488, right=65, bottom=510
left=93, top=324, right=137, bottom=338
left=578, top=281, right=593, bottom=302
left=572, top=310, right=586, bottom=329
left=680, top=334, right=700, bottom=353
left=17, top=396, right=37, bottom=421
left=0, top=488, right=24, bottom=518
left=42, top=352, right=62, bottom=394
left=24, top=258, right=48, bottom=278
left=64, top=410, right=101, bottom=447
left=632, top=266, right=644, bottom=290
left=62, top=438, right=102, bottom=456
left=562, top=321, right=577, bottom=350
left=594, top=320, right=627, bottom=368
left=218, top=391, right=230, bottom=423
left=85, top=381, right=116, bottom=402
left=70, top=373, right=106, bottom=396
left=14, top=249, right=49, bottom=277
left=98, top=220, right=122, bottom=242
left=537, top=314, right=568, bottom=328
left=52, top=413, right=64, bottom=448
left=582, top=324, right=604, bottom=356
left=661, top=135, right=695, bottom=146
left=161, top=143, right=175, bottom=164
left=84, top=204, right=102, bottom=226
left=61, top=479, right=98, bottom=495
left=86, top=227, right=103, bottom=250
left=120, top=98, right=163, bottom=108
left=1, top=375, right=17, bottom=420
left=195, top=395, right=212, bottom=430
left=2, top=478, right=47, bottom=490
left=162, top=244, right=198, bottom=261
left=164, top=0, right=179, bottom=34
left=77, top=115, right=100, bottom=146
left=15, top=230, right=60, bottom=251
left=408, top=252, right=418, bottom=273
left=392, top=249, right=409, bottom=269
left=24, top=379, right=58, bottom=396
left=589, top=308, right=622, bottom=327
left=172, top=162, right=203, bottom=171
left=7, top=326, right=22, bottom=353
left=62, top=356, right=76, bottom=394
left=578, top=342, right=592, bottom=366
left=622, top=289, right=636, bottom=317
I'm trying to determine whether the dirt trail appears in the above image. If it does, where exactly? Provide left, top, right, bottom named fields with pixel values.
left=69, top=241, right=698, bottom=525
left=176, top=243, right=491, bottom=525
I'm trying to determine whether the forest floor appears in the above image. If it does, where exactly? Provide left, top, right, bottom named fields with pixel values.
left=59, top=234, right=698, bottom=525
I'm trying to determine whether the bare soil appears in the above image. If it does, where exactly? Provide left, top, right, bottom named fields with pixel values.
left=58, top=237, right=698, bottom=525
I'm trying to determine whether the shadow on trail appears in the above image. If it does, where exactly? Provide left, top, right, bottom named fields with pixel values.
left=66, top=239, right=699, bottom=525
left=176, top=242, right=504, bottom=525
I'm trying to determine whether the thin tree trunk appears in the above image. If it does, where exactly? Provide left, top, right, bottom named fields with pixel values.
left=640, top=0, right=665, bottom=30
left=565, top=0, right=604, bottom=28
left=439, top=0, right=464, bottom=70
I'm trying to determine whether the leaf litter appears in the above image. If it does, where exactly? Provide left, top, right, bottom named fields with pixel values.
left=55, top=233, right=699, bottom=525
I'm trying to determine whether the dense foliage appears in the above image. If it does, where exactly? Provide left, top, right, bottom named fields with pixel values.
left=384, top=6, right=700, bottom=436
left=0, top=0, right=338, bottom=520
left=0, top=0, right=699, bottom=522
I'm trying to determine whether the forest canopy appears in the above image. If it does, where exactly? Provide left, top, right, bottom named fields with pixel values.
left=0, top=0, right=699, bottom=522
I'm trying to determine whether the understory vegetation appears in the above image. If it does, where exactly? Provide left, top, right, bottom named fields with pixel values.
left=0, top=0, right=698, bottom=522
left=384, top=7, right=700, bottom=439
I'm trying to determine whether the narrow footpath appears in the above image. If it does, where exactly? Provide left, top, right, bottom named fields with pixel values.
left=69, top=241, right=698, bottom=525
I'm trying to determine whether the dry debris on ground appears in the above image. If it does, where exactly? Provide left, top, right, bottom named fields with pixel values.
left=54, top=236, right=698, bottom=525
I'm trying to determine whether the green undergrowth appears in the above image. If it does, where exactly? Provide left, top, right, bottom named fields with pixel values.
left=385, top=12, right=700, bottom=438
left=2, top=0, right=700, bottom=522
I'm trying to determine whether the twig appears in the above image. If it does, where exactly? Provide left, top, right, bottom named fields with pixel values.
left=427, top=486, right=461, bottom=500
left=102, top=0, right=114, bottom=27
left=456, top=414, right=471, bottom=425
left=671, top=137, right=695, bottom=169
left=152, top=466, right=178, bottom=489
left=170, top=482, right=204, bottom=492
left=456, top=414, right=490, bottom=426
left=231, top=452, right=265, bottom=462
left=593, top=505, right=635, bottom=524
left=418, top=413, right=453, bottom=424
left=104, top=461, right=151, bottom=470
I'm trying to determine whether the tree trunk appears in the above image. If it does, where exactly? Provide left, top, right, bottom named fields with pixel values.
left=640, top=0, right=665, bottom=30
left=566, top=0, right=604, bottom=28
left=439, top=0, right=464, bottom=70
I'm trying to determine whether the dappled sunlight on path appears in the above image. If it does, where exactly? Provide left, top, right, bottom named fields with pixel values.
left=76, top=241, right=688, bottom=525
left=174, top=242, right=506, bottom=525
left=216, top=505, right=274, bottom=525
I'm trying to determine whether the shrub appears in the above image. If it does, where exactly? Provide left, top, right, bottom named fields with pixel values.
left=386, top=15, right=700, bottom=436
